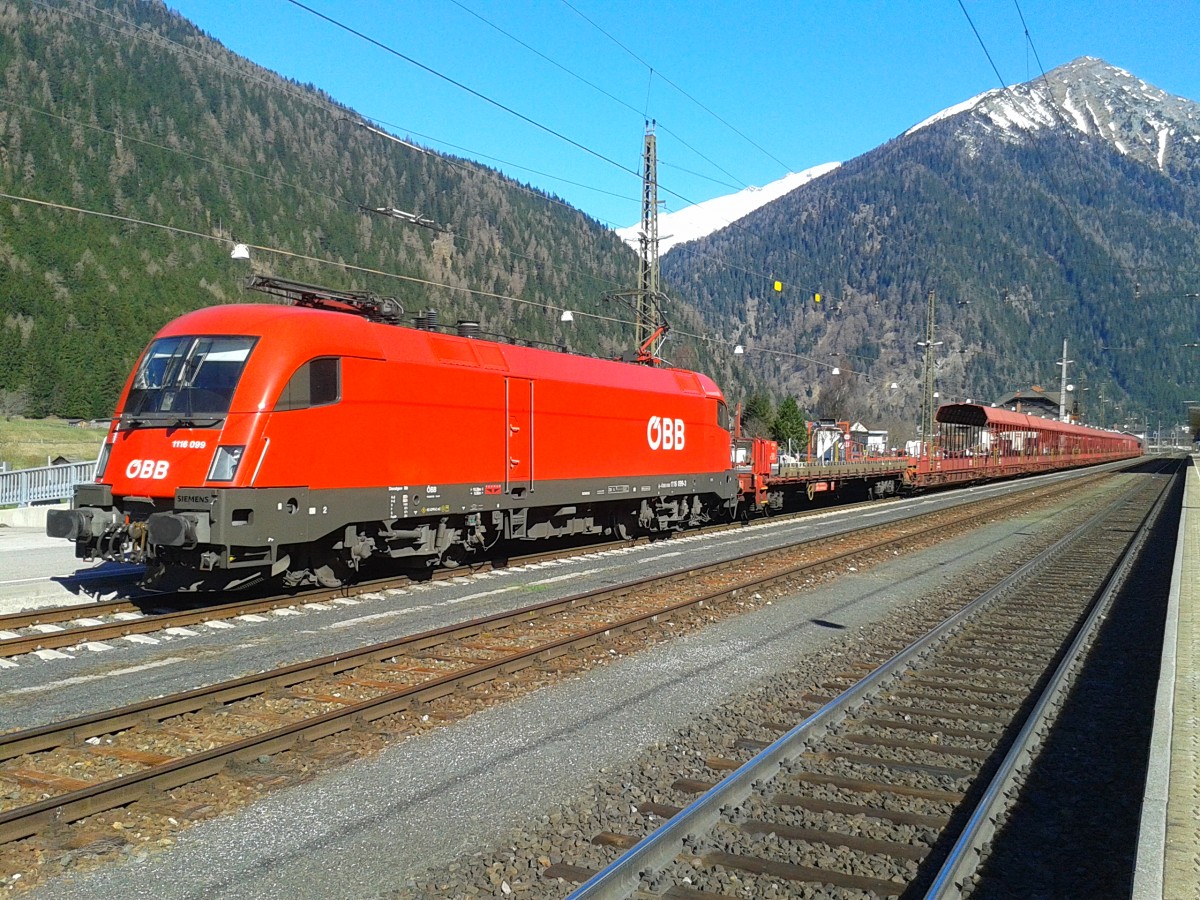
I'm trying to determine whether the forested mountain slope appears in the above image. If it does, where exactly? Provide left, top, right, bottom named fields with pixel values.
left=662, top=58, right=1200, bottom=435
left=0, top=0, right=666, bottom=418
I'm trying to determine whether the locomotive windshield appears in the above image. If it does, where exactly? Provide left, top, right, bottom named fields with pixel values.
left=125, top=335, right=257, bottom=420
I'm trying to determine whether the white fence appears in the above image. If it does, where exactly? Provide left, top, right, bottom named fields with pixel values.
left=0, top=461, right=96, bottom=507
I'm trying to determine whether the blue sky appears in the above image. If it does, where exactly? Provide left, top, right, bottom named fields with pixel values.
left=167, top=1, right=1200, bottom=229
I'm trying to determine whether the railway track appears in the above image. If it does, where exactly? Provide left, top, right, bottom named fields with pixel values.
left=0, top=469, right=1117, bottom=660
left=557, top=462, right=1175, bottom=898
left=0, top=467, right=1124, bottom=853
left=0, top=531, right=679, bottom=659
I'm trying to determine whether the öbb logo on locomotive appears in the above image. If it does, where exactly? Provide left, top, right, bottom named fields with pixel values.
left=647, top=416, right=686, bottom=450
left=125, top=459, right=170, bottom=480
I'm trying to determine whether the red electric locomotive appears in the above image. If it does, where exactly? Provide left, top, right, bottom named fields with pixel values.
left=47, top=278, right=738, bottom=590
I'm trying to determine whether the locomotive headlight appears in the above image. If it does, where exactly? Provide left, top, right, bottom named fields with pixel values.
left=207, top=445, right=245, bottom=482
left=94, top=442, right=112, bottom=480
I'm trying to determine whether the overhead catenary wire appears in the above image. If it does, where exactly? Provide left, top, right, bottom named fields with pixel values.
left=545, top=0, right=873, bottom=301
left=1, top=180, right=838, bottom=377
left=260, top=0, right=828, bottom=303
left=43, top=0, right=1180, bottom=369
left=1009, top=0, right=1136, bottom=264
left=65, top=0, right=1199, bottom=313
left=444, top=0, right=747, bottom=192
left=0, top=2, right=1051, bottom=393
left=55, top=0, right=637, bottom=217
left=283, top=0, right=646, bottom=184
left=10, top=4, right=699, bottom=365
left=0, top=90, right=630, bottom=303
left=955, top=0, right=1163, bottom=293
left=677, top=335, right=870, bottom=378
left=44, top=0, right=639, bottom=224
left=16, top=3, right=644, bottom=302
left=558, top=0, right=793, bottom=175
left=5, top=186, right=840, bottom=374
left=373, top=0, right=1198, bottom=376
left=7, top=7, right=1113, bottom=388
left=271, top=2, right=857, bottom=306
left=350, top=116, right=638, bottom=210
left=0, top=189, right=642, bottom=331
left=281, top=0, right=766, bottom=235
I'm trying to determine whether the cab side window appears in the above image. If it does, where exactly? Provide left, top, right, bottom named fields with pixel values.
left=275, top=357, right=341, bottom=411
left=716, top=400, right=731, bottom=430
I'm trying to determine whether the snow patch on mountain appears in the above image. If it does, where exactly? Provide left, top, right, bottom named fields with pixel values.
left=905, top=89, right=1000, bottom=136
left=615, top=161, right=840, bottom=254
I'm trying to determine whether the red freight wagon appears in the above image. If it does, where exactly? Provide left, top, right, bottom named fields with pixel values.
left=909, top=402, right=1142, bottom=487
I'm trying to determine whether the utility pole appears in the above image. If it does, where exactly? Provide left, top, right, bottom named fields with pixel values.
left=1057, top=339, right=1073, bottom=422
left=920, top=289, right=937, bottom=456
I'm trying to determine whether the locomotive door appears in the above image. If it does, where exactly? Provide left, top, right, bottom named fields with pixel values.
left=505, top=377, right=533, bottom=494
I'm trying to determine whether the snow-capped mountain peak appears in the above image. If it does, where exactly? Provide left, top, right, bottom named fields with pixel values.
left=616, top=161, right=840, bottom=253
left=908, top=57, right=1200, bottom=171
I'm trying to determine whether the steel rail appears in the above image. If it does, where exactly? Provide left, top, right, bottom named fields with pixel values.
left=0, top=481, right=1034, bottom=759
left=3, top=458, right=1137, bottom=636
left=0, top=532, right=673, bottom=654
left=0, top=502, right=853, bottom=645
left=924, top=468, right=1176, bottom=897
left=0, top=467, right=1117, bottom=657
left=0, top=535, right=644, bottom=632
left=0, top=466, right=1113, bottom=844
left=565, top=474, right=1169, bottom=900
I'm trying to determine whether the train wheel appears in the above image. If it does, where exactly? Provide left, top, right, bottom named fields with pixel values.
left=313, top=564, right=345, bottom=588
left=612, top=510, right=639, bottom=541
left=439, top=543, right=474, bottom=569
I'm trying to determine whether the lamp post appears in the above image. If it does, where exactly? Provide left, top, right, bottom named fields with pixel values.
left=1065, top=383, right=1090, bottom=423
left=916, top=337, right=943, bottom=455
left=1057, top=339, right=1073, bottom=422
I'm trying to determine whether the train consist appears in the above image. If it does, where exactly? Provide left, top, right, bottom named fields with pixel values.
left=47, top=278, right=1141, bottom=591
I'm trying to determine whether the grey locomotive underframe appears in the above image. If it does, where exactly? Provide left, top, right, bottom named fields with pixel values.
left=50, top=471, right=738, bottom=579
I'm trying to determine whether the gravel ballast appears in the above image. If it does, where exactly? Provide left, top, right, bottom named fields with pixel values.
left=13, top=489, right=1096, bottom=900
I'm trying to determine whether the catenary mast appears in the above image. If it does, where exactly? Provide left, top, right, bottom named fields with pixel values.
left=636, top=122, right=660, bottom=351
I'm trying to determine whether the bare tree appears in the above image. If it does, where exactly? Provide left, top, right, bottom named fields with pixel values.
left=813, top=372, right=853, bottom=420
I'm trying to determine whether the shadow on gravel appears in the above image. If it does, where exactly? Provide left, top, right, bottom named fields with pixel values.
left=50, top=562, right=146, bottom=597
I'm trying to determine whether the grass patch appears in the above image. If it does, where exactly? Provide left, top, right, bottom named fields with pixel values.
left=0, top=417, right=106, bottom=471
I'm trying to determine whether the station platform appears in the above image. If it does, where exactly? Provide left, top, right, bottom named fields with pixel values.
left=1135, top=455, right=1200, bottom=898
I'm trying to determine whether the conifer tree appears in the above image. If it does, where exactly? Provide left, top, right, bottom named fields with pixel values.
left=771, top=396, right=808, bottom=452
